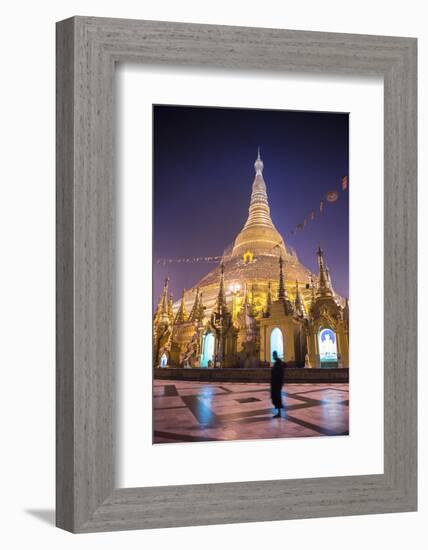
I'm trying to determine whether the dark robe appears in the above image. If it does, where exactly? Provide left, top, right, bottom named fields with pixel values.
left=271, top=358, right=285, bottom=409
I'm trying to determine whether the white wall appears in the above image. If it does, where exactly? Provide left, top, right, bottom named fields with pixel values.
left=0, top=1, right=425, bottom=548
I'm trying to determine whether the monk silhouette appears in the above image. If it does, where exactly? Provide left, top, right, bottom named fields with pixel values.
left=271, top=351, right=285, bottom=418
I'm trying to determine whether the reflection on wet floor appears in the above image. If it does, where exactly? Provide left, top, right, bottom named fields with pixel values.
left=153, top=381, right=349, bottom=444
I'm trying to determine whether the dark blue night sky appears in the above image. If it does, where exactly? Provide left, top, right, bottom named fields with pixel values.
left=153, top=105, right=349, bottom=306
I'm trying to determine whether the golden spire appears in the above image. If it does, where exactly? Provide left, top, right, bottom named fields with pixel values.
left=317, top=245, right=333, bottom=296
left=196, top=291, right=205, bottom=324
left=254, top=146, right=264, bottom=174
left=156, top=277, right=170, bottom=324
left=294, top=280, right=305, bottom=317
left=278, top=256, right=294, bottom=315
left=278, top=256, right=287, bottom=300
left=216, top=260, right=228, bottom=314
left=168, top=293, right=174, bottom=323
left=310, top=274, right=316, bottom=304
left=175, top=288, right=188, bottom=324
left=188, top=287, right=200, bottom=322
left=264, top=280, right=273, bottom=316
left=189, top=287, right=205, bottom=324
left=246, top=149, right=272, bottom=228
left=232, top=150, right=287, bottom=257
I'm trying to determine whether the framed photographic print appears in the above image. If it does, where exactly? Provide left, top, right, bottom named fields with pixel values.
left=56, top=17, right=417, bottom=532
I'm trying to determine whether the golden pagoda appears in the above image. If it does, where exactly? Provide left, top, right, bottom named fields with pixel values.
left=174, top=149, right=317, bottom=318
left=153, top=151, right=349, bottom=369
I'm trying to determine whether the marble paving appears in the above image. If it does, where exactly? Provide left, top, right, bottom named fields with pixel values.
left=153, top=380, right=349, bottom=444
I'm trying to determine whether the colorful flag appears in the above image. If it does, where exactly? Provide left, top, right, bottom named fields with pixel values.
left=342, top=175, right=348, bottom=190
left=320, top=200, right=324, bottom=212
left=310, top=210, right=315, bottom=220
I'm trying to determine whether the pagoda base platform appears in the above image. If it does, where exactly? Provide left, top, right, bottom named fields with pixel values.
left=154, top=367, right=349, bottom=383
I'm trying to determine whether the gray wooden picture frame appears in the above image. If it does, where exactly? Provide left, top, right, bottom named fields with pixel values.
left=56, top=16, right=417, bottom=533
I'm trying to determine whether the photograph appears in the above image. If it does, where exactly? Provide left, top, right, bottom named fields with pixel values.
left=152, top=104, right=349, bottom=444
left=0, top=0, right=419, bottom=543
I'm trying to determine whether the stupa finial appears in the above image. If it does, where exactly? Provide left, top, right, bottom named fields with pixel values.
left=254, top=147, right=264, bottom=175
left=231, top=147, right=286, bottom=258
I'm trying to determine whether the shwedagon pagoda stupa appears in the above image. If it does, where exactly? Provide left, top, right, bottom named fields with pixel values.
left=153, top=151, right=349, bottom=369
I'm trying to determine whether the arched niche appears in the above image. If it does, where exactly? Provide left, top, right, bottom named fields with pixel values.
left=270, top=327, right=284, bottom=364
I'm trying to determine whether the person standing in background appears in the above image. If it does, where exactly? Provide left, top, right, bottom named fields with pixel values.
left=271, top=350, right=285, bottom=418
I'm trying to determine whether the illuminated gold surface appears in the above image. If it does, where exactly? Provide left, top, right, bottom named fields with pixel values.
left=154, top=152, right=349, bottom=369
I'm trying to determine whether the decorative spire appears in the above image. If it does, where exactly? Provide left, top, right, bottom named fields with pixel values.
left=294, top=280, right=305, bottom=317
left=168, top=293, right=174, bottom=323
left=254, top=147, right=264, bottom=174
left=196, top=291, right=205, bottom=324
left=277, top=256, right=295, bottom=315
left=175, top=289, right=188, bottom=324
left=231, top=149, right=286, bottom=257
left=317, top=245, right=333, bottom=296
left=188, top=287, right=205, bottom=324
left=247, top=150, right=270, bottom=228
left=216, top=260, right=228, bottom=314
left=310, top=275, right=316, bottom=305
left=188, top=287, right=200, bottom=322
left=317, top=245, right=327, bottom=287
left=157, top=277, right=170, bottom=324
left=278, top=256, right=287, bottom=300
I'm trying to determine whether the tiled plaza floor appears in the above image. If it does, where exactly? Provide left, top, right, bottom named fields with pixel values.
left=153, top=380, right=349, bottom=444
